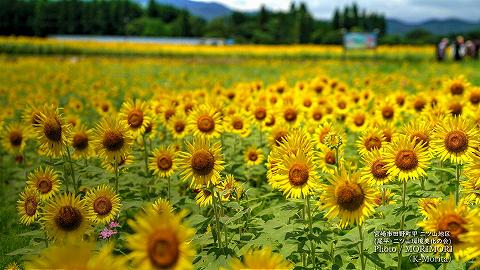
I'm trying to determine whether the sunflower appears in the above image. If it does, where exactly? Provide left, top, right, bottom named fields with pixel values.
left=403, top=120, right=434, bottom=153
left=149, top=145, right=178, bottom=178
left=92, top=116, right=133, bottom=163
left=458, top=214, right=480, bottom=268
left=1, top=122, right=27, bottom=154
left=187, top=104, right=223, bottom=138
left=229, top=247, right=293, bottom=270
left=224, top=111, right=252, bottom=137
left=356, top=128, right=385, bottom=157
left=244, top=146, right=264, bottom=166
left=375, top=99, right=398, bottom=123
left=4, top=262, right=21, bottom=270
left=126, top=208, right=195, bottom=270
left=25, top=240, right=128, bottom=270
left=460, top=176, right=480, bottom=205
left=320, top=168, right=379, bottom=228
left=417, top=198, right=442, bottom=217
left=22, top=104, right=43, bottom=128
left=347, top=110, right=370, bottom=132
left=384, top=135, right=430, bottom=182
left=373, top=188, right=396, bottom=206
left=119, top=99, right=152, bottom=138
left=219, top=174, right=243, bottom=201
left=71, top=124, right=93, bottom=159
left=152, top=197, right=174, bottom=215
left=268, top=124, right=290, bottom=147
left=278, top=103, right=303, bottom=127
left=26, top=166, right=61, bottom=201
left=168, top=112, right=188, bottom=139
left=417, top=197, right=475, bottom=259
left=312, top=121, right=344, bottom=149
left=195, top=188, right=213, bottom=207
left=444, top=75, right=470, bottom=96
left=432, top=116, right=480, bottom=165
left=270, top=148, right=319, bottom=199
left=467, top=86, right=480, bottom=106
left=316, top=144, right=342, bottom=175
left=17, top=187, right=40, bottom=225
left=101, top=153, right=134, bottom=173
left=361, top=149, right=394, bottom=185
left=84, top=185, right=121, bottom=225
left=34, top=106, right=71, bottom=157
left=42, top=193, right=90, bottom=241
left=178, top=136, right=224, bottom=188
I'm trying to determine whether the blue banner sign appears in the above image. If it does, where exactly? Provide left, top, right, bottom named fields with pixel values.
left=343, top=32, right=377, bottom=49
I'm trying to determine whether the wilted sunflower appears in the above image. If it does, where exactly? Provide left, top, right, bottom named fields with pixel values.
left=1, top=122, right=27, bottom=154
left=42, top=193, right=90, bottom=241
left=417, top=197, right=475, bottom=258
left=384, top=135, right=430, bottom=182
left=320, top=168, right=379, bottom=228
left=432, top=116, right=480, bottom=165
left=152, top=197, right=174, bottom=215
left=34, top=106, right=71, bottom=157
left=25, top=240, right=128, bottom=270
left=92, top=116, right=133, bottom=163
left=84, top=185, right=121, bottom=225
left=178, top=137, right=224, bottom=188
left=119, top=99, right=152, bottom=138
left=356, top=128, right=385, bottom=157
left=126, top=209, right=195, bottom=270
left=195, top=188, right=213, bottom=207
left=168, top=112, right=188, bottom=139
left=229, top=247, right=293, bottom=270
left=17, top=187, right=40, bottom=225
left=187, top=104, right=223, bottom=138
left=361, top=149, right=394, bottom=185
left=244, top=146, right=264, bottom=166
left=417, top=197, right=442, bottom=217
left=26, top=166, right=61, bottom=201
left=71, top=124, right=93, bottom=159
left=148, top=145, right=177, bottom=178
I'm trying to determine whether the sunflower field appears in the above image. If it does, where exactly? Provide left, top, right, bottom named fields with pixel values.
left=1, top=47, right=480, bottom=270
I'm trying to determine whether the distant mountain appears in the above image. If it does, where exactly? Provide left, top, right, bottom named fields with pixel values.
left=134, top=0, right=232, bottom=20
left=387, top=18, right=480, bottom=35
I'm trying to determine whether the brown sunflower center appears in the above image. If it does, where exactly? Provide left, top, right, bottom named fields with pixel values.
left=103, top=131, right=125, bottom=151
left=411, top=132, right=429, bottom=147
left=93, top=196, right=113, bottom=216
left=371, top=160, right=388, bottom=179
left=353, top=114, right=365, bottom=126
left=128, top=109, right=144, bottom=129
left=469, top=92, right=480, bottom=105
left=148, top=229, right=180, bottom=268
left=312, top=110, right=323, bottom=121
left=450, top=83, right=464, bottom=95
left=165, top=109, right=175, bottom=120
left=437, top=213, right=467, bottom=244
left=303, top=99, right=312, bottom=107
left=335, top=183, right=365, bottom=211
left=174, top=121, right=185, bottom=133
left=54, top=206, right=83, bottom=231
left=283, top=108, right=297, bottom=122
left=265, top=116, right=276, bottom=127
left=254, top=107, right=267, bottom=120
left=274, top=130, right=288, bottom=146
left=24, top=196, right=38, bottom=216
left=44, top=118, right=62, bottom=142
left=383, top=130, right=392, bottom=142
left=449, top=102, right=463, bottom=116
left=444, top=130, right=468, bottom=153
left=395, top=150, right=418, bottom=171
left=325, top=151, right=336, bottom=165
left=288, top=163, right=309, bottom=186
left=396, top=96, right=405, bottom=106
left=9, top=130, right=23, bottom=147
left=191, top=150, right=215, bottom=175
left=145, top=122, right=153, bottom=134
left=382, top=106, right=394, bottom=120
left=248, top=151, right=258, bottom=161
left=73, top=133, right=89, bottom=150
left=413, top=99, right=426, bottom=112
left=364, top=136, right=382, bottom=151
left=232, top=119, right=244, bottom=130
left=37, top=177, right=53, bottom=194
left=157, top=155, right=173, bottom=171
left=197, top=115, right=215, bottom=133
left=337, top=101, right=347, bottom=109
left=101, top=104, right=110, bottom=112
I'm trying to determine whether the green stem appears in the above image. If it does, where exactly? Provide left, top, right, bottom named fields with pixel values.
left=142, top=134, right=149, bottom=176
left=44, top=230, right=49, bottom=248
left=168, top=177, right=171, bottom=201
left=211, top=189, right=223, bottom=250
left=114, top=161, right=119, bottom=193
left=62, top=162, right=70, bottom=193
left=306, top=195, right=316, bottom=266
left=217, top=192, right=228, bottom=250
left=398, top=180, right=407, bottom=270
left=359, top=224, right=365, bottom=270
left=65, top=147, right=77, bottom=194
left=335, top=148, right=339, bottom=169
left=455, top=164, right=461, bottom=205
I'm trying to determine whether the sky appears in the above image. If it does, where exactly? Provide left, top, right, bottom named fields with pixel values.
left=196, top=0, right=480, bottom=23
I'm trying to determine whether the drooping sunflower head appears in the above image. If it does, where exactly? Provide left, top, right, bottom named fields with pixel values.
left=229, top=247, right=293, bottom=270
left=361, top=149, right=393, bottom=185
left=432, top=116, right=480, bottom=165
left=84, top=185, right=121, bottom=225
left=17, top=187, right=41, bottom=225
left=320, top=168, right=379, bottom=228
left=71, top=124, right=93, bottom=159
left=42, top=193, right=90, bottom=241
left=244, top=146, right=264, bottom=166
left=34, top=106, right=71, bottom=157
left=126, top=208, right=195, bottom=270
left=356, top=128, right=385, bottom=157
left=93, top=116, right=133, bottom=163
left=26, top=166, right=61, bottom=201
left=148, top=145, right=177, bottom=178
left=119, top=99, right=152, bottom=138
left=187, top=104, right=223, bottom=138
left=1, top=122, right=27, bottom=154
left=384, top=135, right=430, bottom=182
left=178, top=136, right=224, bottom=188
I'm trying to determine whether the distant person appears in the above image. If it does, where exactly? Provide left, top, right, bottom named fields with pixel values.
left=453, top=36, right=465, bottom=61
left=436, top=38, right=449, bottom=61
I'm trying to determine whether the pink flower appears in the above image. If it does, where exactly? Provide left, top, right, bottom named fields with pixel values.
left=99, top=228, right=118, bottom=239
left=108, top=221, right=120, bottom=228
